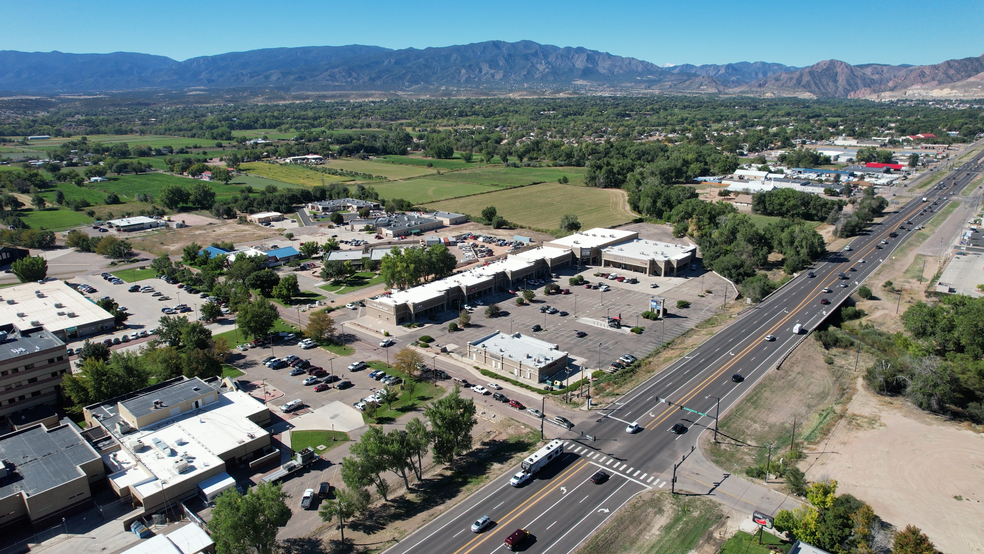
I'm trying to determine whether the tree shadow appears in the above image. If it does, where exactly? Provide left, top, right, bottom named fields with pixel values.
left=346, top=436, right=536, bottom=536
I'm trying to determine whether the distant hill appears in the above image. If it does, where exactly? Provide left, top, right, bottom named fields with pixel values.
left=1, top=42, right=983, bottom=99
left=664, top=61, right=797, bottom=87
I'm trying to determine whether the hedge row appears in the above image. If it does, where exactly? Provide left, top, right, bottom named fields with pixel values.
left=476, top=368, right=587, bottom=396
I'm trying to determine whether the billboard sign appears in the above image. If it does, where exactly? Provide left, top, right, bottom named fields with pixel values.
left=752, top=511, right=774, bottom=529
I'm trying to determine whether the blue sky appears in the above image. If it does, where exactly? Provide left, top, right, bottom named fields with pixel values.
left=3, top=0, right=982, bottom=67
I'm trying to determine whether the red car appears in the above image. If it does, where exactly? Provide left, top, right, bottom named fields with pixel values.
left=820, top=298, right=830, bottom=305
left=310, top=369, right=327, bottom=377
left=561, top=289, right=570, bottom=295
left=584, top=283, right=592, bottom=289
left=509, top=399, right=525, bottom=409
left=616, top=276, right=625, bottom=282
left=314, top=383, right=329, bottom=392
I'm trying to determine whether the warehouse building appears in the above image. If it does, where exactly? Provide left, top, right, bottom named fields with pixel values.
left=0, top=281, right=116, bottom=342
left=431, top=211, right=468, bottom=225
left=0, top=325, right=71, bottom=420
left=545, top=228, right=638, bottom=265
left=306, top=198, right=380, bottom=213
left=105, top=216, right=164, bottom=232
left=601, top=239, right=696, bottom=277
left=375, top=214, right=443, bottom=238
left=82, top=377, right=271, bottom=524
left=467, top=332, right=568, bottom=385
left=0, top=419, right=104, bottom=531
left=247, top=211, right=284, bottom=224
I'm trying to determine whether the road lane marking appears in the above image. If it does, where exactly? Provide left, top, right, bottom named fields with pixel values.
left=659, top=481, right=666, bottom=488
left=452, top=460, right=589, bottom=554
left=580, top=495, right=589, bottom=504
left=453, top=529, right=464, bottom=537
left=546, top=521, right=557, bottom=530
left=494, top=502, right=503, bottom=510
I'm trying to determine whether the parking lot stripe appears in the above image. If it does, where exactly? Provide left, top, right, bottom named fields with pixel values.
left=606, top=458, right=613, bottom=466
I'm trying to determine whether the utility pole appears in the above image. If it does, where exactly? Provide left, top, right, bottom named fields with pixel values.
left=705, top=394, right=721, bottom=442
left=790, top=417, right=797, bottom=454
left=853, top=342, right=862, bottom=372
left=540, top=396, right=545, bottom=440
left=895, top=289, right=903, bottom=314
left=765, top=444, right=775, bottom=483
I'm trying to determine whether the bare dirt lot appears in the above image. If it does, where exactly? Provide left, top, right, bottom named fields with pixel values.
left=128, top=217, right=282, bottom=256
left=803, top=382, right=984, bottom=554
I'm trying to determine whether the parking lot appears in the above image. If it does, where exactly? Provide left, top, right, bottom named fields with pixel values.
left=71, top=272, right=205, bottom=347
left=366, top=265, right=730, bottom=377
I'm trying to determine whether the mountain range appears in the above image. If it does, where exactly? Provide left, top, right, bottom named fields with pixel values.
left=2, top=41, right=984, bottom=99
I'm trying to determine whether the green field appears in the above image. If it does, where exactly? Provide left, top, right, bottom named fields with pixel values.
left=23, top=134, right=218, bottom=150
left=19, top=208, right=93, bottom=231
left=425, top=182, right=635, bottom=231
left=288, top=430, right=349, bottom=454
left=373, top=178, right=495, bottom=204
left=227, top=173, right=302, bottom=191
left=430, top=166, right=588, bottom=188
left=230, top=129, right=297, bottom=140
left=117, top=268, right=158, bottom=282
left=241, top=162, right=351, bottom=187
left=378, top=154, right=479, bottom=170
left=330, top=158, right=437, bottom=179
left=319, top=272, right=386, bottom=294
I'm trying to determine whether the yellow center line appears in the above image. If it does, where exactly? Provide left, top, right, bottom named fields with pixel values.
left=453, top=459, right=590, bottom=554
left=644, top=202, right=927, bottom=432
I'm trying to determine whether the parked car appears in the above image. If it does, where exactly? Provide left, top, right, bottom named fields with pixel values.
left=303, top=376, right=320, bottom=386
left=336, top=380, right=353, bottom=390
left=527, top=408, right=544, bottom=418
left=289, top=367, right=306, bottom=376
left=487, top=382, right=502, bottom=390
left=509, top=399, right=525, bottom=409
left=492, top=392, right=508, bottom=402
left=314, top=383, right=329, bottom=392
left=575, top=330, right=587, bottom=338
left=471, top=385, right=489, bottom=395
left=347, top=361, right=367, bottom=371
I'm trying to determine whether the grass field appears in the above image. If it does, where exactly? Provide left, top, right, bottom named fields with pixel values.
left=289, top=430, right=349, bottom=454
left=746, top=213, right=787, bottom=228
left=425, top=182, right=635, bottom=231
left=430, top=166, right=588, bottom=188
left=213, top=318, right=299, bottom=346
left=330, top=158, right=437, bottom=180
left=227, top=173, right=301, bottom=191
left=373, top=178, right=494, bottom=204
left=362, top=361, right=445, bottom=424
left=241, top=162, right=351, bottom=187
left=117, top=268, right=158, bottom=282
left=319, top=272, right=386, bottom=294
left=718, top=531, right=789, bottom=554
left=575, top=491, right=722, bottom=554
left=19, top=208, right=93, bottom=231
left=230, top=129, right=297, bottom=140
left=378, top=154, right=479, bottom=170
left=22, top=134, right=217, bottom=150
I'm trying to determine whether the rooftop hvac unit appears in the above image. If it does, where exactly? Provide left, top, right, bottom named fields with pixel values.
left=30, top=320, right=41, bottom=327
left=6, top=299, right=15, bottom=304
left=57, top=311, right=65, bottom=316
left=54, top=303, right=64, bottom=308
left=172, top=459, right=189, bottom=474
left=127, top=438, right=144, bottom=451
left=16, top=312, right=25, bottom=318
left=67, top=312, right=76, bottom=317
left=117, top=420, right=133, bottom=434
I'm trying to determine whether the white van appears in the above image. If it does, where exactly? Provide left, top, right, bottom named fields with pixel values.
left=281, top=399, right=302, bottom=413
left=792, top=324, right=803, bottom=334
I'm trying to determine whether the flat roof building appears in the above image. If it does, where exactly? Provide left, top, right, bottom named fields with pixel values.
left=601, top=239, right=696, bottom=277
left=545, top=228, right=638, bottom=265
left=247, top=211, right=284, bottom=224
left=307, top=198, right=381, bottom=213
left=82, top=377, right=271, bottom=522
left=105, top=216, right=164, bottom=232
left=431, top=211, right=468, bottom=225
left=0, top=325, right=71, bottom=420
left=0, top=280, right=115, bottom=342
left=0, top=420, right=104, bottom=530
left=466, top=332, right=568, bottom=384
left=375, top=214, right=443, bottom=238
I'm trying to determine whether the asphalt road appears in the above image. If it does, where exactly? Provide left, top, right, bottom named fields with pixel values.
left=384, top=151, right=984, bottom=554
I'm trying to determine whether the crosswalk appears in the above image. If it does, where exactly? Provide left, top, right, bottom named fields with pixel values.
left=564, top=442, right=667, bottom=488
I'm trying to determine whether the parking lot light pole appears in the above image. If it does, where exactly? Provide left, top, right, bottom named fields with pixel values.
left=329, top=357, right=333, bottom=378
left=598, top=342, right=602, bottom=368
left=573, top=294, right=576, bottom=317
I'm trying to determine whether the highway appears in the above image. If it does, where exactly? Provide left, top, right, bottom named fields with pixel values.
left=384, top=150, right=984, bottom=554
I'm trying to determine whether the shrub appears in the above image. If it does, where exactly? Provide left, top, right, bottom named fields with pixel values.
left=676, top=300, right=691, bottom=309
left=516, top=297, right=525, bottom=306
left=382, top=330, right=390, bottom=337
left=630, top=326, right=644, bottom=334
left=857, top=285, right=873, bottom=299
left=419, top=335, right=435, bottom=343
left=824, top=355, right=835, bottom=365
left=569, top=275, right=585, bottom=286
left=448, top=322, right=458, bottom=332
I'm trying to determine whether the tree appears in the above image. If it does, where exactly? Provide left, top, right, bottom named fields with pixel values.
left=238, top=297, right=278, bottom=340
left=404, top=417, right=430, bottom=479
left=284, top=232, right=294, bottom=242
left=211, top=167, right=232, bottom=184
left=858, top=285, right=873, bottom=300
left=200, top=301, right=222, bottom=322
left=393, top=347, right=423, bottom=378
left=299, top=241, right=320, bottom=258
left=481, top=206, right=497, bottom=223
left=151, top=253, right=175, bottom=277
left=272, top=274, right=300, bottom=304
left=306, top=310, right=336, bottom=342
left=209, top=482, right=292, bottom=554
left=108, top=239, right=133, bottom=261
left=11, top=255, right=47, bottom=282
left=158, top=183, right=190, bottom=210
left=330, top=212, right=344, bottom=225
left=459, top=309, right=471, bottom=327
left=484, top=303, right=501, bottom=318
left=246, top=269, right=281, bottom=296
left=190, top=181, right=216, bottom=210
left=319, top=487, right=361, bottom=543
left=77, top=339, right=111, bottom=364
left=54, top=190, right=65, bottom=204
left=61, top=352, right=149, bottom=412
left=31, top=193, right=46, bottom=210
left=491, top=215, right=506, bottom=229
left=522, top=289, right=536, bottom=302
left=908, top=153, right=920, bottom=169
left=104, top=192, right=120, bottom=205
left=559, top=213, right=581, bottom=233
left=423, top=385, right=477, bottom=465
left=892, top=525, right=939, bottom=554
left=66, top=229, right=93, bottom=252
left=378, top=386, right=399, bottom=410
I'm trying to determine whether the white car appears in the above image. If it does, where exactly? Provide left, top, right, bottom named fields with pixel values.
left=300, top=340, right=316, bottom=349
left=354, top=401, right=367, bottom=411
left=626, top=422, right=641, bottom=434
left=380, top=338, right=395, bottom=347
left=509, top=471, right=532, bottom=487
left=527, top=408, right=544, bottom=418
left=346, top=303, right=357, bottom=310
left=471, top=385, right=489, bottom=395
left=236, top=344, right=249, bottom=351
left=487, top=382, right=502, bottom=390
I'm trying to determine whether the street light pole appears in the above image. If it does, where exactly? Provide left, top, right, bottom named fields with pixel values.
left=598, top=342, right=602, bottom=368
left=705, top=394, right=721, bottom=442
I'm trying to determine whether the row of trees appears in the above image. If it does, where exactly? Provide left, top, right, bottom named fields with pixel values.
left=379, top=244, right=458, bottom=291
left=833, top=189, right=890, bottom=238
left=752, top=188, right=845, bottom=222
left=65, top=231, right=134, bottom=260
